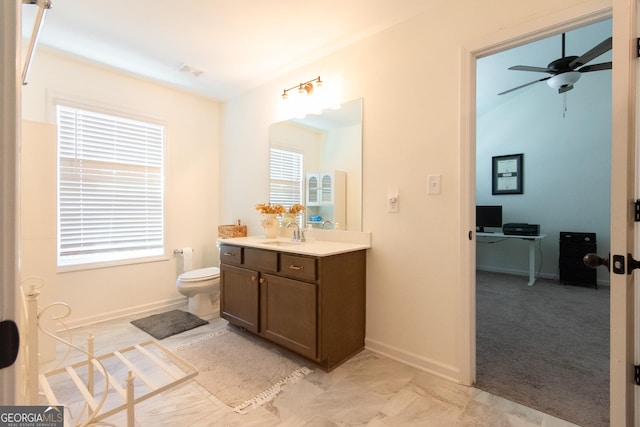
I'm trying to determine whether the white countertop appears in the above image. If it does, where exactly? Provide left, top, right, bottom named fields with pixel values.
left=218, top=233, right=371, bottom=257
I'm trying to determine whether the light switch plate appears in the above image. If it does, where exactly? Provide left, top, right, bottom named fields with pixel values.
left=387, top=194, right=399, bottom=212
left=428, top=175, right=441, bottom=195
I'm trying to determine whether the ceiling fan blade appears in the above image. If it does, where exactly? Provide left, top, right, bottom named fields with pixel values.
left=578, top=62, right=612, bottom=72
left=569, top=37, right=612, bottom=68
left=498, top=77, right=551, bottom=95
left=508, top=65, right=551, bottom=73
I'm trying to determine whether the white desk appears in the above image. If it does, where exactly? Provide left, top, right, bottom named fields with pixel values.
left=477, top=232, right=547, bottom=286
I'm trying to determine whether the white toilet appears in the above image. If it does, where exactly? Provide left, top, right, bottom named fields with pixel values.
left=176, top=267, right=221, bottom=318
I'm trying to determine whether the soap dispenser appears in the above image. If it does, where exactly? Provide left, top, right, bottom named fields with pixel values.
left=305, top=224, right=315, bottom=243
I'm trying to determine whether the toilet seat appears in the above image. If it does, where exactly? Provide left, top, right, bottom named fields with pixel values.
left=178, top=267, right=220, bottom=283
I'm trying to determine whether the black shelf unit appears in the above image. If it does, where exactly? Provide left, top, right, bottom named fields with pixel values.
left=559, top=231, right=597, bottom=289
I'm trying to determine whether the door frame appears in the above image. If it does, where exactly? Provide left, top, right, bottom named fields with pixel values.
left=0, top=0, right=21, bottom=405
left=459, top=0, right=636, bottom=424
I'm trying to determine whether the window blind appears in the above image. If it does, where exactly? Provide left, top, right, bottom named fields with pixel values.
left=269, top=148, right=303, bottom=208
left=57, top=105, right=165, bottom=266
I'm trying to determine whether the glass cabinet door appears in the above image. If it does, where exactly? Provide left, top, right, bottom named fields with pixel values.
left=306, top=175, right=319, bottom=205
left=321, top=174, right=333, bottom=204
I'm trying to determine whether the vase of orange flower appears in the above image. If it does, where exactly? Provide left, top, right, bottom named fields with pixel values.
left=255, top=203, right=285, bottom=238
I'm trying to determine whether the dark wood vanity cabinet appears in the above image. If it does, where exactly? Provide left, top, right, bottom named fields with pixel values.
left=219, top=264, right=260, bottom=333
left=219, top=243, right=366, bottom=371
left=261, top=273, right=317, bottom=359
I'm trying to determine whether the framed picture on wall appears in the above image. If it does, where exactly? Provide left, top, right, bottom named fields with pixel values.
left=492, top=153, right=523, bottom=195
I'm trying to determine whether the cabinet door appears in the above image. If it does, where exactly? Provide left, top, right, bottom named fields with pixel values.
left=260, top=274, right=317, bottom=359
left=320, top=173, right=333, bottom=204
left=306, top=174, right=319, bottom=205
left=220, top=264, right=259, bottom=333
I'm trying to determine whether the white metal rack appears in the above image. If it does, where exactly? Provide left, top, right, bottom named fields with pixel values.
left=22, top=279, right=198, bottom=427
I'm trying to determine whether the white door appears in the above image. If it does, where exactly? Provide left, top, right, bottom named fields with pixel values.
left=635, top=21, right=640, bottom=413
left=0, top=1, right=21, bottom=405
left=610, top=0, right=637, bottom=424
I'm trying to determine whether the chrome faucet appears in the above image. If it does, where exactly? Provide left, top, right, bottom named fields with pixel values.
left=287, top=222, right=305, bottom=242
left=321, top=220, right=333, bottom=229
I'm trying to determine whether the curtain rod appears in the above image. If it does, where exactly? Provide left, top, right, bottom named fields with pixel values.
left=22, top=0, right=52, bottom=86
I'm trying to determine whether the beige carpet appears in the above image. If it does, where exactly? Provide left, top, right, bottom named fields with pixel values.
left=476, top=271, right=609, bottom=427
left=175, top=327, right=312, bottom=413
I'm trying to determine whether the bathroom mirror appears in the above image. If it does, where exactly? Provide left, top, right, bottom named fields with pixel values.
left=269, top=98, right=363, bottom=231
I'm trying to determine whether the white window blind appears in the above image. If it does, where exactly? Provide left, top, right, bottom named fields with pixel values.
left=269, top=148, right=303, bottom=209
left=57, top=105, right=165, bottom=266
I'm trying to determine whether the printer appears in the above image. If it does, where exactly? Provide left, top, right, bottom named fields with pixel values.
left=502, top=223, right=540, bottom=236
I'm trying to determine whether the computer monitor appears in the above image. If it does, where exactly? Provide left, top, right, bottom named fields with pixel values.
left=476, top=205, right=502, bottom=232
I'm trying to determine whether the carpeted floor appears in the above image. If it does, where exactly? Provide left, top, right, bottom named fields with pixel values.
left=476, top=270, right=609, bottom=427
left=131, top=309, right=208, bottom=339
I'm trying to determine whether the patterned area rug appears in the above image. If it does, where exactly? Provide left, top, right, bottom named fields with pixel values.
left=176, top=327, right=312, bottom=413
left=131, top=309, right=208, bottom=339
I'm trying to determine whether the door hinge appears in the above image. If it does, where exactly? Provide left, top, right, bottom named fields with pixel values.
left=635, top=199, right=640, bottom=221
left=637, top=39, right=640, bottom=58
left=635, top=365, right=640, bottom=385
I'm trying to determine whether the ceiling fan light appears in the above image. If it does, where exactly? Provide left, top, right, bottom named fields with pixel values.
left=547, top=71, right=580, bottom=89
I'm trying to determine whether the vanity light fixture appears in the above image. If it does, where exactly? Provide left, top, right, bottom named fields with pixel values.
left=281, top=76, right=323, bottom=100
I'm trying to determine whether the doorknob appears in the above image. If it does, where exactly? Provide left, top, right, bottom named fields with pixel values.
left=584, top=252, right=640, bottom=275
left=583, top=253, right=610, bottom=271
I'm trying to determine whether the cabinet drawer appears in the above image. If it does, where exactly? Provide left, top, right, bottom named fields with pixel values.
left=245, top=248, right=278, bottom=272
left=219, top=244, right=242, bottom=265
left=280, top=254, right=317, bottom=282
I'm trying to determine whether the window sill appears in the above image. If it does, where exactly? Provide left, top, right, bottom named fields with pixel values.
left=57, top=254, right=170, bottom=274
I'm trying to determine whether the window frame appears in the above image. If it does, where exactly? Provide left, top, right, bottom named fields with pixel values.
left=55, top=101, right=168, bottom=271
left=269, top=146, right=304, bottom=224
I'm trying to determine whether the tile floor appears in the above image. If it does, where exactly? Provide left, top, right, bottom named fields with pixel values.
left=40, top=307, right=580, bottom=427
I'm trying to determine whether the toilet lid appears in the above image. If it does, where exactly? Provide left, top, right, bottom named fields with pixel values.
left=179, top=267, right=220, bottom=281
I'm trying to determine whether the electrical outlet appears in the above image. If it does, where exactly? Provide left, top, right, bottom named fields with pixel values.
left=428, top=175, right=441, bottom=195
left=387, top=194, right=399, bottom=213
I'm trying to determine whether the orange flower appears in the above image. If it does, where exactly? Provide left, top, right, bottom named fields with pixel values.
left=255, top=203, right=286, bottom=214
left=287, top=204, right=306, bottom=215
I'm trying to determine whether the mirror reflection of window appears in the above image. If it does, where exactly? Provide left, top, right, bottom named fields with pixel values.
left=269, top=147, right=303, bottom=226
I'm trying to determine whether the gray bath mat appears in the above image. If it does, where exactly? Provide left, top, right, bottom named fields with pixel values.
left=131, top=309, right=208, bottom=339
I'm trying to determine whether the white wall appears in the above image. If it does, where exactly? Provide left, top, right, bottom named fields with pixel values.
left=269, top=121, right=323, bottom=174
left=21, top=49, right=221, bottom=326
left=221, top=0, right=609, bottom=381
left=322, top=124, right=362, bottom=231
left=476, top=20, right=612, bottom=284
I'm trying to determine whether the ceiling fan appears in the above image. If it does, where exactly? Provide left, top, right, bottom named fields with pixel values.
left=498, top=33, right=612, bottom=95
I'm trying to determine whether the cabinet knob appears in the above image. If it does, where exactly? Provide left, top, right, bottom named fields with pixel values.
left=251, top=275, right=257, bottom=281
left=259, top=278, right=265, bottom=284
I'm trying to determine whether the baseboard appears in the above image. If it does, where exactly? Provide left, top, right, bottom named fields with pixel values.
left=476, top=266, right=610, bottom=288
left=365, top=337, right=460, bottom=383
left=63, top=296, right=188, bottom=330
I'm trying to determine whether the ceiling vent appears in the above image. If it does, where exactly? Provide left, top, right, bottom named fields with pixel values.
left=178, top=63, right=204, bottom=77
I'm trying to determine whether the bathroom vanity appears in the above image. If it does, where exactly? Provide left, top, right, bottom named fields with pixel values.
left=218, top=236, right=368, bottom=371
